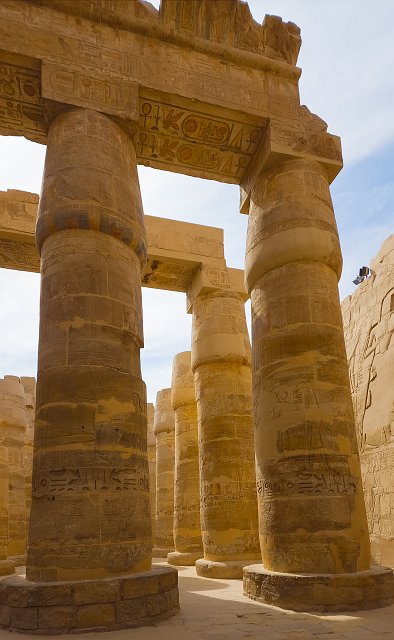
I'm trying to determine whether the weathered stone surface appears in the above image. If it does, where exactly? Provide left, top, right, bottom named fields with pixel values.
left=168, top=352, right=202, bottom=566
left=153, top=389, right=175, bottom=556
left=190, top=277, right=260, bottom=578
left=20, top=377, right=35, bottom=518
left=147, top=403, right=156, bottom=546
left=243, top=564, right=394, bottom=612
left=0, top=377, right=27, bottom=561
left=342, top=235, right=394, bottom=568
left=27, top=108, right=150, bottom=583
left=0, top=567, right=179, bottom=634
left=242, top=156, right=393, bottom=610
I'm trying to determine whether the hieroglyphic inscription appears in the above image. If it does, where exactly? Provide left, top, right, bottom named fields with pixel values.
left=257, top=473, right=358, bottom=498
left=33, top=466, right=150, bottom=497
left=134, top=98, right=264, bottom=183
left=0, top=238, right=40, bottom=272
left=201, top=481, right=256, bottom=507
left=0, top=59, right=46, bottom=142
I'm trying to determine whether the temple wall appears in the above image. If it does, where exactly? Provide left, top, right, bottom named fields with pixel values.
left=342, top=235, right=394, bottom=567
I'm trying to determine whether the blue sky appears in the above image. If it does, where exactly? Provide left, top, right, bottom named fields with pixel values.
left=0, top=0, right=393, bottom=402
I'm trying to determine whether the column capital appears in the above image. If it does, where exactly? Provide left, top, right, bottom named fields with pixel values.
left=186, top=265, right=247, bottom=313
left=240, top=108, right=343, bottom=215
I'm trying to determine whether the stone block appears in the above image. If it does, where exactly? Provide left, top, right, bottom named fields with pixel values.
left=73, top=580, right=120, bottom=605
left=38, top=605, right=76, bottom=630
left=159, top=568, right=178, bottom=592
left=76, top=603, right=115, bottom=629
left=122, top=573, right=160, bottom=599
left=11, top=606, right=38, bottom=630
left=115, top=597, right=147, bottom=623
left=146, top=591, right=172, bottom=617
left=0, top=603, right=10, bottom=626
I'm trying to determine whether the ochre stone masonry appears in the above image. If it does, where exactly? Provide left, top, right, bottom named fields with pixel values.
left=153, top=389, right=175, bottom=557
left=20, top=377, right=35, bottom=517
left=190, top=272, right=260, bottom=579
left=168, top=352, right=202, bottom=566
left=243, top=157, right=392, bottom=609
left=0, top=0, right=392, bottom=626
left=342, top=235, right=394, bottom=569
left=0, top=377, right=27, bottom=565
left=147, top=403, right=156, bottom=546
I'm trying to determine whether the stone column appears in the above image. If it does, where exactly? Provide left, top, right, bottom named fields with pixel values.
left=20, top=377, right=36, bottom=518
left=0, top=108, right=178, bottom=633
left=190, top=271, right=260, bottom=578
left=0, top=446, right=14, bottom=575
left=153, top=389, right=175, bottom=557
left=243, top=157, right=393, bottom=610
left=0, top=376, right=27, bottom=565
left=168, top=352, right=202, bottom=566
left=147, top=402, right=156, bottom=545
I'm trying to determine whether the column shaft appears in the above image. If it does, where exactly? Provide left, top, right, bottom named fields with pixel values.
left=243, top=158, right=393, bottom=611
left=0, top=377, right=26, bottom=563
left=153, top=389, right=175, bottom=557
left=28, top=108, right=150, bottom=582
left=192, top=290, right=260, bottom=578
left=168, top=352, right=202, bottom=565
left=147, top=403, right=156, bottom=545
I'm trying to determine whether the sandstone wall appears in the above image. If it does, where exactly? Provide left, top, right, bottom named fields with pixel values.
left=342, top=235, right=394, bottom=567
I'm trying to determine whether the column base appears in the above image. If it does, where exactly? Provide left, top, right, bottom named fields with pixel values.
left=243, top=564, right=394, bottom=612
left=167, top=551, right=202, bottom=566
left=0, top=565, right=179, bottom=634
left=152, top=547, right=174, bottom=558
left=196, top=558, right=260, bottom=579
left=0, top=560, right=14, bottom=576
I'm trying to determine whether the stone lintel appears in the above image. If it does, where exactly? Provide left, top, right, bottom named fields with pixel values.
left=240, top=116, right=343, bottom=214
left=0, top=190, right=228, bottom=292
left=186, top=265, right=247, bottom=314
left=41, top=62, right=140, bottom=124
left=0, top=566, right=179, bottom=634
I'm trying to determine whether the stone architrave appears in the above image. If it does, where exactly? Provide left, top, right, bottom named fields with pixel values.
left=0, top=376, right=27, bottom=565
left=243, top=157, right=393, bottom=610
left=0, top=108, right=178, bottom=632
left=342, top=235, right=394, bottom=568
left=168, top=351, right=203, bottom=566
left=189, top=267, right=260, bottom=579
left=20, top=377, right=36, bottom=517
left=0, top=446, right=14, bottom=576
left=153, top=389, right=175, bottom=558
left=147, top=402, right=156, bottom=545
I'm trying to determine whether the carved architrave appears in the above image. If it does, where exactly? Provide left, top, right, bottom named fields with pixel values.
left=0, top=238, right=39, bottom=272
left=134, top=92, right=266, bottom=184
left=0, top=54, right=46, bottom=143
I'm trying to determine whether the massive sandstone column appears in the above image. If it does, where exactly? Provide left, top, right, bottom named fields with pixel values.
left=147, top=402, right=156, bottom=545
left=168, top=352, right=202, bottom=566
left=243, top=157, right=393, bottom=610
left=0, top=446, right=14, bottom=575
left=0, top=108, right=178, bottom=633
left=0, top=376, right=26, bottom=565
left=20, top=377, right=36, bottom=517
left=153, top=389, right=175, bottom=557
left=190, top=269, right=260, bottom=578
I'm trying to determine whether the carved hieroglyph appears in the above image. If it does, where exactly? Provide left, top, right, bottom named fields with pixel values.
left=147, top=402, right=156, bottom=544
left=168, top=352, right=202, bottom=566
left=342, top=235, right=394, bottom=568
left=190, top=278, right=260, bottom=579
left=153, top=389, right=175, bottom=557
left=0, top=376, right=27, bottom=562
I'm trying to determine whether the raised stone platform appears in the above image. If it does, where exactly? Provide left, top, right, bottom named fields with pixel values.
left=196, top=559, right=258, bottom=580
left=0, top=566, right=179, bottom=634
left=243, top=564, right=394, bottom=612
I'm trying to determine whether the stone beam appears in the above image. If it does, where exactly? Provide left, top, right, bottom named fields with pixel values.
left=0, top=1, right=341, bottom=186
left=0, top=189, right=229, bottom=293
